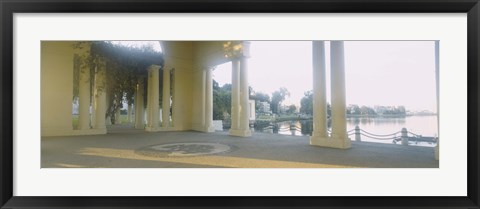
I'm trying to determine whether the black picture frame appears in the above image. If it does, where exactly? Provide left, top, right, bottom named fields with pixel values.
left=1, top=0, right=479, bottom=208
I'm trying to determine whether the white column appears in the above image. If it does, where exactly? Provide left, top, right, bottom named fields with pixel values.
left=229, top=41, right=252, bottom=137
left=201, top=70, right=206, bottom=127
left=329, top=41, right=351, bottom=149
left=146, top=65, right=160, bottom=132
left=91, top=94, right=96, bottom=128
left=77, top=61, right=90, bottom=130
left=105, top=116, right=112, bottom=125
left=205, top=68, right=215, bottom=132
left=310, top=41, right=328, bottom=146
left=127, top=103, right=133, bottom=123
left=238, top=56, right=252, bottom=136
left=162, top=67, right=171, bottom=128
left=229, top=60, right=240, bottom=134
left=435, top=41, right=439, bottom=160
left=135, top=78, right=145, bottom=129
left=115, top=106, right=121, bottom=124
left=93, top=58, right=107, bottom=131
left=146, top=71, right=152, bottom=126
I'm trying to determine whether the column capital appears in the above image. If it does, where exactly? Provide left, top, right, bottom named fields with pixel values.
left=195, top=64, right=214, bottom=71
left=73, top=42, right=92, bottom=55
left=163, top=64, right=174, bottom=70
left=148, top=64, right=161, bottom=71
left=223, top=41, right=251, bottom=59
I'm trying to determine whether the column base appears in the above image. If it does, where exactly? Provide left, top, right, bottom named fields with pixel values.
left=435, top=145, right=439, bottom=160
left=310, top=136, right=351, bottom=149
left=145, top=126, right=176, bottom=132
left=205, top=126, right=216, bottom=133
left=229, top=129, right=252, bottom=137
left=105, top=117, right=112, bottom=125
left=135, top=124, right=145, bottom=129
left=145, top=126, right=160, bottom=132
left=73, top=128, right=107, bottom=135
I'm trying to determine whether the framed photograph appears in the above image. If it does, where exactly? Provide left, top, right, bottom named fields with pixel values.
left=1, top=0, right=479, bottom=208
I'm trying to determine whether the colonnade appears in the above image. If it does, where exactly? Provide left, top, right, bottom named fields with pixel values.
left=60, top=40, right=444, bottom=161
left=75, top=41, right=350, bottom=149
left=75, top=57, right=107, bottom=134
left=75, top=61, right=173, bottom=133
left=228, top=42, right=252, bottom=137
left=143, top=65, right=172, bottom=132
left=205, top=68, right=215, bottom=132
left=310, top=41, right=351, bottom=149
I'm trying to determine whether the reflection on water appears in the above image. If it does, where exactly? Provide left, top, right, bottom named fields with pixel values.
left=253, top=115, right=438, bottom=147
left=254, top=120, right=315, bottom=136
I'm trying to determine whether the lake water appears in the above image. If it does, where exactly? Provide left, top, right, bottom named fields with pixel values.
left=253, top=115, right=438, bottom=147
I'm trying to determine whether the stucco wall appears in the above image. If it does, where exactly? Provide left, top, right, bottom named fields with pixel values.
left=164, top=41, right=230, bottom=132
left=41, top=41, right=75, bottom=136
left=193, top=41, right=229, bottom=68
left=162, top=41, right=195, bottom=131
left=41, top=41, right=229, bottom=136
left=190, top=69, right=206, bottom=131
left=191, top=41, right=230, bottom=132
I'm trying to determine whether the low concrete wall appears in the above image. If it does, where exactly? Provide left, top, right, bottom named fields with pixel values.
left=213, top=120, right=223, bottom=131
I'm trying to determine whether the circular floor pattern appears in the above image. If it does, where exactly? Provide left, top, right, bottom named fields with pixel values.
left=135, top=142, right=232, bottom=158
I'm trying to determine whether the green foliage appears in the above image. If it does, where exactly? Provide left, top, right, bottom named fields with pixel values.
left=90, top=41, right=163, bottom=71
left=347, top=104, right=361, bottom=115
left=212, top=80, right=232, bottom=120
left=300, top=91, right=313, bottom=115
left=250, top=91, right=270, bottom=112
left=286, top=104, right=297, bottom=114
left=300, top=90, right=331, bottom=117
left=270, top=87, right=290, bottom=114
left=360, top=106, right=376, bottom=115
left=73, top=41, right=164, bottom=123
left=347, top=105, right=406, bottom=116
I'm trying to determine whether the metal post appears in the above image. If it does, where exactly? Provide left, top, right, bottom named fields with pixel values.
left=401, top=128, right=409, bottom=146
left=355, top=125, right=361, bottom=141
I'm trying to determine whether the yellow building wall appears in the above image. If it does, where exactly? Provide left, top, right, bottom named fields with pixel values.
left=191, top=41, right=230, bottom=132
left=162, top=41, right=194, bottom=131
left=41, top=41, right=75, bottom=136
left=193, top=41, right=229, bottom=68
left=190, top=68, right=206, bottom=131
left=41, top=41, right=229, bottom=136
left=163, top=41, right=229, bottom=132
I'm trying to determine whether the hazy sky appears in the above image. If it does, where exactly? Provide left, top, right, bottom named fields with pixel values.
left=213, top=41, right=437, bottom=112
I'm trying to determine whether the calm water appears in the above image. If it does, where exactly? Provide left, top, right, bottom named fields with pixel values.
left=253, top=115, right=438, bottom=147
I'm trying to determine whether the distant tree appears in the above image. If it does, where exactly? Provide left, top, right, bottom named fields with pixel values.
left=270, top=87, right=290, bottom=114
left=348, top=104, right=361, bottom=115
left=360, top=105, right=376, bottom=115
left=213, top=79, right=220, bottom=89
left=250, top=92, right=270, bottom=102
left=300, top=91, right=313, bottom=115
left=212, top=80, right=232, bottom=120
left=286, top=104, right=297, bottom=114
left=396, top=106, right=406, bottom=115
left=300, top=90, right=331, bottom=117
left=221, top=83, right=232, bottom=91
left=250, top=91, right=270, bottom=112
